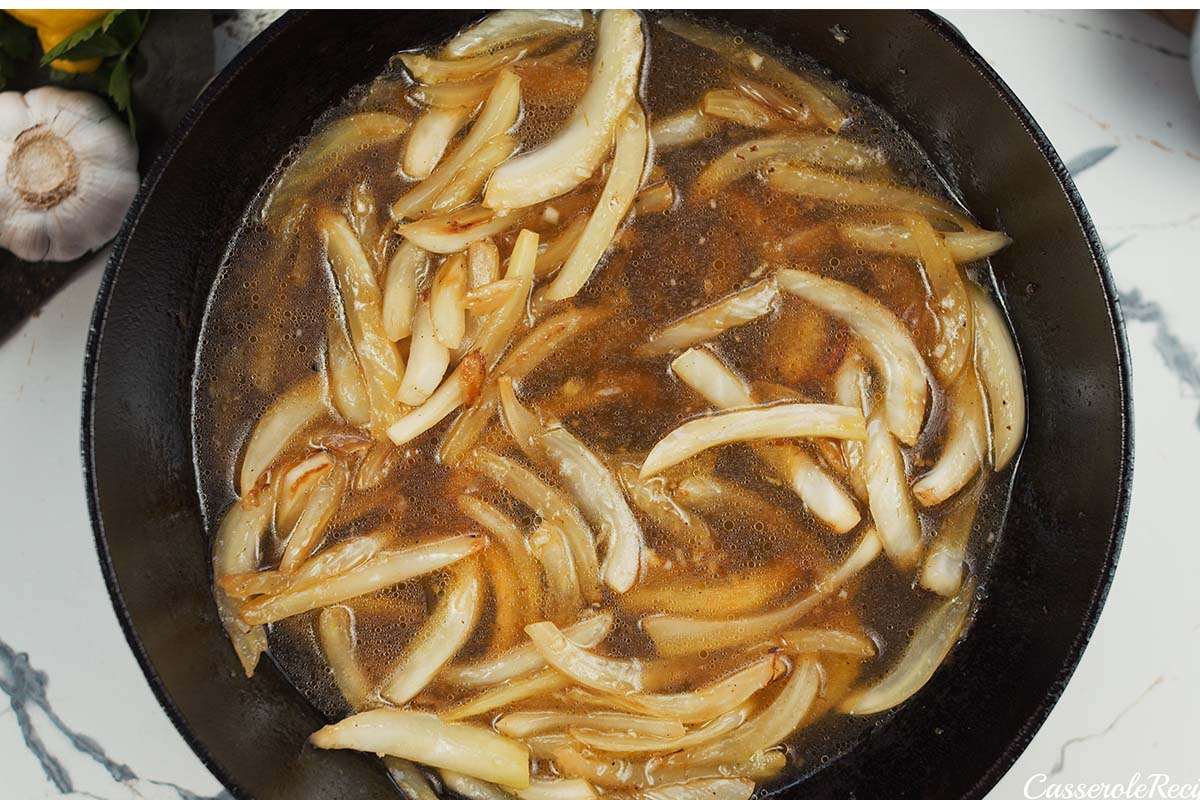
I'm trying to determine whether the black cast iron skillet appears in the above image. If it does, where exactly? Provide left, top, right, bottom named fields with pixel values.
left=83, top=10, right=1132, bottom=800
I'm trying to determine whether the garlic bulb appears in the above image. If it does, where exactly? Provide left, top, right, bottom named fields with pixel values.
left=1, top=87, right=139, bottom=262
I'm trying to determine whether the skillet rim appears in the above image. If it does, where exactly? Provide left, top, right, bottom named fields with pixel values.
left=80, top=10, right=1133, bottom=800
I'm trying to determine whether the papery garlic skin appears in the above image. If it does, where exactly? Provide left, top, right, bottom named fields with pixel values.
left=1, top=87, right=139, bottom=262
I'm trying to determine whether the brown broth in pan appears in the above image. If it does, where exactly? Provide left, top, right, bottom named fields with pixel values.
left=194, top=11, right=1021, bottom=796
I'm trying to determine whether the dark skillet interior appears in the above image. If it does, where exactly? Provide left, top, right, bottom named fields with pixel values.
left=83, top=11, right=1131, bottom=800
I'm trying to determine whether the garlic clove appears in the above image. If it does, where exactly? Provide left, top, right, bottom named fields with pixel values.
left=1, top=87, right=139, bottom=262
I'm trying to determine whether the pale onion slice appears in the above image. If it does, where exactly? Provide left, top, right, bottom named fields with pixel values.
left=262, top=113, right=409, bottom=229
left=517, top=778, right=597, bottom=800
left=240, top=534, right=482, bottom=625
left=430, top=253, right=469, bottom=348
left=456, top=495, right=543, bottom=614
left=543, top=104, right=648, bottom=301
left=641, top=529, right=882, bottom=656
left=841, top=580, right=974, bottom=715
left=483, top=546, right=526, bottom=654
left=969, top=283, right=1025, bottom=470
left=212, top=487, right=275, bottom=677
left=640, top=279, right=779, bottom=356
left=327, top=318, right=372, bottom=427
left=400, top=38, right=543, bottom=85
left=670, top=347, right=860, bottom=533
left=676, top=657, right=819, bottom=765
left=640, top=779, right=754, bottom=800
left=275, top=452, right=333, bottom=533
left=279, top=458, right=349, bottom=573
left=388, top=758, right=441, bottom=800
left=527, top=620, right=647, bottom=694
left=863, top=414, right=922, bottom=569
left=383, top=241, right=428, bottom=343
left=832, top=351, right=871, bottom=501
left=756, top=444, right=861, bottom=534
left=465, top=277, right=522, bottom=313
left=650, top=108, right=719, bottom=151
left=485, top=9, right=644, bottom=211
left=668, top=347, right=755, bottom=409
left=617, top=464, right=715, bottom=554
left=700, top=89, right=773, bottom=128
left=777, top=269, right=929, bottom=445
left=443, top=10, right=586, bottom=58
left=439, top=306, right=608, bottom=465
left=634, top=180, right=675, bottom=215
left=728, top=74, right=809, bottom=123
left=430, top=134, right=519, bottom=214
left=495, top=390, right=647, bottom=593
left=693, top=135, right=883, bottom=197
left=311, top=709, right=530, bottom=788
left=319, top=209, right=405, bottom=434
left=779, top=627, right=877, bottom=658
left=619, top=561, right=797, bottom=618
left=396, top=206, right=523, bottom=255
left=554, top=748, right=787, bottom=791
left=469, top=238, right=501, bottom=287
left=912, top=369, right=988, bottom=506
left=440, top=771, right=514, bottom=800
left=392, top=69, right=522, bottom=220
left=381, top=556, right=484, bottom=704
left=903, top=213, right=973, bottom=382
left=601, top=653, right=787, bottom=724
left=673, top=474, right=806, bottom=542
left=552, top=747, right=784, bottom=789
left=238, top=376, right=325, bottom=501
left=442, top=611, right=614, bottom=688
left=317, top=606, right=373, bottom=710
left=639, top=402, right=866, bottom=479
left=569, top=706, right=747, bottom=754
left=411, top=76, right=494, bottom=110
left=471, top=449, right=602, bottom=601
left=657, top=16, right=847, bottom=131
left=766, top=164, right=975, bottom=230
left=531, top=523, right=585, bottom=623
left=397, top=300, right=452, bottom=406
left=548, top=429, right=644, bottom=592
left=405, top=106, right=472, bottom=180
left=497, top=710, right=683, bottom=739
left=220, top=531, right=389, bottom=600
left=919, top=488, right=980, bottom=597
left=838, top=222, right=1012, bottom=265
left=355, top=439, right=398, bottom=492
left=444, top=668, right=571, bottom=721
left=533, top=215, right=587, bottom=277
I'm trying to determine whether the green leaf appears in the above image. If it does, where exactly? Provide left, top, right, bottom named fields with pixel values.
left=104, top=10, right=148, bottom=47
left=0, top=12, right=37, bottom=60
left=54, top=32, right=124, bottom=61
left=47, top=67, right=75, bottom=84
left=108, top=57, right=131, bottom=111
left=40, top=9, right=123, bottom=65
left=108, top=55, right=136, bottom=138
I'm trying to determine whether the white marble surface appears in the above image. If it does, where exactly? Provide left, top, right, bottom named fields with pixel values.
left=1, top=10, right=1197, bottom=800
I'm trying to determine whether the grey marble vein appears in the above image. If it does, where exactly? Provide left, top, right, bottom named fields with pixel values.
left=1032, top=11, right=1189, bottom=60
left=1049, top=677, right=1164, bottom=775
left=0, top=636, right=231, bottom=799
left=1102, top=235, right=1136, bottom=255
left=1065, top=145, right=1118, bottom=177
left=1120, top=288, right=1200, bottom=427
